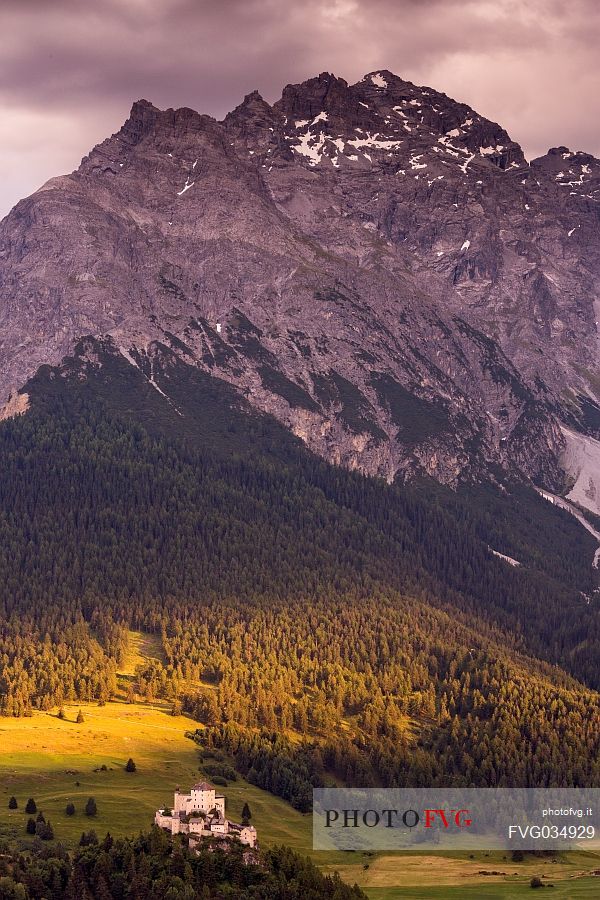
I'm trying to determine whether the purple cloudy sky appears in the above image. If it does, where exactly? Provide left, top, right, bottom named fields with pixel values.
left=1, top=0, right=599, bottom=217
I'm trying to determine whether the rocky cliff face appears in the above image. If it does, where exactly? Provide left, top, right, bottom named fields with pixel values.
left=1, top=70, right=599, bottom=487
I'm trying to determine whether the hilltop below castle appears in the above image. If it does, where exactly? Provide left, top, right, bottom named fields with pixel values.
left=155, top=781, right=257, bottom=850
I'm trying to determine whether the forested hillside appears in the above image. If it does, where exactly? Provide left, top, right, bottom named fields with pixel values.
left=0, top=827, right=365, bottom=899
left=0, top=345, right=599, bottom=789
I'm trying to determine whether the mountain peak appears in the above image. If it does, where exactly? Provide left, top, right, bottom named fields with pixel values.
left=0, top=69, right=598, bottom=493
left=244, top=89, right=265, bottom=103
left=224, top=89, right=273, bottom=121
left=531, top=145, right=600, bottom=191
left=275, top=72, right=353, bottom=120
left=361, top=69, right=399, bottom=88
left=223, top=90, right=279, bottom=147
left=131, top=98, right=158, bottom=114
left=126, top=98, right=160, bottom=128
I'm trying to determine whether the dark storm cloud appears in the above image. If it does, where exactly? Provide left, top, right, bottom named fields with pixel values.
left=1, top=0, right=599, bottom=215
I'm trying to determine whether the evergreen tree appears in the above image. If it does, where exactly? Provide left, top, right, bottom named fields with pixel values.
left=25, top=798, right=37, bottom=814
left=0, top=877, right=27, bottom=900
left=125, top=758, right=137, bottom=773
left=36, top=818, right=54, bottom=840
left=85, top=797, right=97, bottom=817
left=101, top=832, right=114, bottom=851
left=79, top=830, right=98, bottom=846
left=8, top=796, right=17, bottom=809
left=65, top=803, right=76, bottom=816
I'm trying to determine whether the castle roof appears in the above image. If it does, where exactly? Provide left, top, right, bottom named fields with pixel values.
left=231, top=822, right=256, bottom=832
left=192, top=781, right=214, bottom=791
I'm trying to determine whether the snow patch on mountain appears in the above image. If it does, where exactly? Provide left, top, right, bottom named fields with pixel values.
left=490, top=548, right=521, bottom=567
left=370, top=73, right=388, bottom=89
left=347, top=133, right=403, bottom=151
left=561, top=426, right=600, bottom=517
left=177, top=178, right=195, bottom=196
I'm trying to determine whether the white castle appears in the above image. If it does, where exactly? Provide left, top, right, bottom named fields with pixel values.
left=155, top=781, right=257, bottom=849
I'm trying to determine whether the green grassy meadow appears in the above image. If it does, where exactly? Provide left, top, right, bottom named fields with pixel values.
left=326, top=848, right=600, bottom=897
left=365, top=884, right=600, bottom=900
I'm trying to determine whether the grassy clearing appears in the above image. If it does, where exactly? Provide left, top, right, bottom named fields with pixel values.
left=327, top=847, right=600, bottom=898
left=364, top=879, right=600, bottom=899
left=118, top=629, right=165, bottom=677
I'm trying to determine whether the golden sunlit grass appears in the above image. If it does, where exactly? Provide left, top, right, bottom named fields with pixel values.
left=326, top=847, right=600, bottom=898
left=325, top=850, right=597, bottom=887
left=0, top=701, right=201, bottom=844
left=118, top=629, right=165, bottom=676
